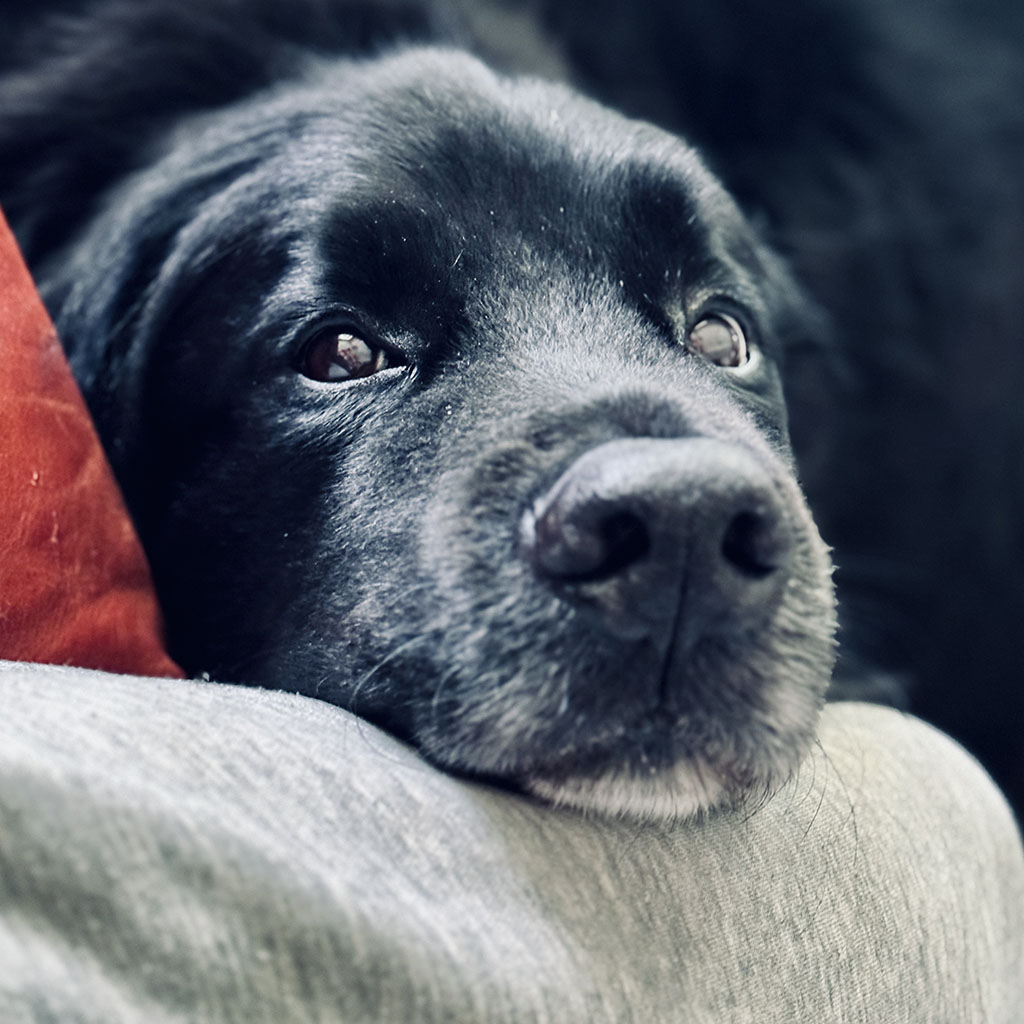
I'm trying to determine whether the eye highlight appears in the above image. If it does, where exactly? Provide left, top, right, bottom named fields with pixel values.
left=686, top=312, right=749, bottom=368
left=300, top=328, right=396, bottom=382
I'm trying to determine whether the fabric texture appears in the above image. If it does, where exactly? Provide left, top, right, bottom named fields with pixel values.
left=1, top=659, right=1021, bottom=1023
left=0, top=209, right=181, bottom=677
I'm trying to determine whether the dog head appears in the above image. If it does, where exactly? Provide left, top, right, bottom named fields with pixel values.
left=37, top=47, right=835, bottom=819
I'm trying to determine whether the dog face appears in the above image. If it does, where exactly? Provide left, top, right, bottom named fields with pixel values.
left=43, top=47, right=836, bottom=818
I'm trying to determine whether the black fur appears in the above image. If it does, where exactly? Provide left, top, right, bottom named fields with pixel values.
left=1, top=0, right=1019, bottom=817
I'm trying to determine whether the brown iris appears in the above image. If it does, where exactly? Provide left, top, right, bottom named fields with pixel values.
left=301, top=329, right=392, bottom=382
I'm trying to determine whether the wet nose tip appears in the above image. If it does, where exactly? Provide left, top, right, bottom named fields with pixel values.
left=523, top=438, right=794, bottom=639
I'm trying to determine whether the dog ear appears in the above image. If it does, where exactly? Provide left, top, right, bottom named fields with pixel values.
left=0, top=0, right=442, bottom=267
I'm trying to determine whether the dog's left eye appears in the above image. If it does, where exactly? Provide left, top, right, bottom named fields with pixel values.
left=686, top=313, right=749, bottom=368
left=300, top=329, right=394, bottom=382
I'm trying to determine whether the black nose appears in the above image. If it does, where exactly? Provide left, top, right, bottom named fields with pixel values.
left=523, top=438, right=794, bottom=644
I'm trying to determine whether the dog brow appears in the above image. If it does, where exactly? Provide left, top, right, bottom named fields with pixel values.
left=319, top=198, right=453, bottom=309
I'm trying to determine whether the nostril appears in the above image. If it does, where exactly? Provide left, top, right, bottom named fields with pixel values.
left=531, top=501, right=651, bottom=584
left=583, top=509, right=650, bottom=583
left=721, top=510, right=788, bottom=578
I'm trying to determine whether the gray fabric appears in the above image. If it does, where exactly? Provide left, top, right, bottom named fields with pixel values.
left=0, top=660, right=1021, bottom=1023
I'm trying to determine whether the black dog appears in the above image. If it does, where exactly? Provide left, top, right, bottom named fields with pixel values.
left=1, top=0, right=855, bottom=819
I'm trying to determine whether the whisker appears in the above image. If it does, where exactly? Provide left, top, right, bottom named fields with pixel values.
left=347, top=632, right=433, bottom=712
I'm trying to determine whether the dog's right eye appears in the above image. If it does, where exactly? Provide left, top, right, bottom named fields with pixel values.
left=299, top=329, right=395, bottom=382
left=686, top=312, right=749, bottom=369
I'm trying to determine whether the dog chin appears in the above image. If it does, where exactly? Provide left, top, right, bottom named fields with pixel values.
left=510, top=685, right=825, bottom=821
left=520, top=756, right=762, bottom=823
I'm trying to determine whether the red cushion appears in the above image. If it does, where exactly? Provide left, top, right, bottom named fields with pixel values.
left=0, top=208, right=183, bottom=677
